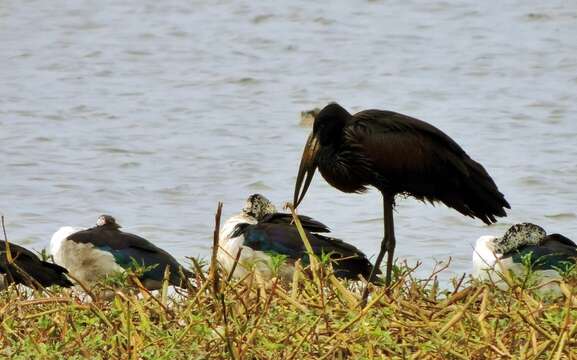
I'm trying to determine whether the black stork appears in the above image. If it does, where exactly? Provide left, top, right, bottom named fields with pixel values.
left=293, top=102, right=510, bottom=288
left=1, top=241, right=73, bottom=289
left=50, top=215, right=192, bottom=290
left=218, top=194, right=377, bottom=284
left=473, top=223, right=577, bottom=297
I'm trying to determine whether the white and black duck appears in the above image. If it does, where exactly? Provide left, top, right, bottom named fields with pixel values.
left=50, top=215, right=192, bottom=290
left=473, top=223, right=577, bottom=295
left=1, top=241, right=73, bottom=289
left=219, top=194, right=377, bottom=284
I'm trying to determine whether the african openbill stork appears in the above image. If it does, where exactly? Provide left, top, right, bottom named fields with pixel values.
left=219, top=194, right=376, bottom=284
left=50, top=215, right=192, bottom=290
left=294, top=102, right=510, bottom=288
left=473, top=223, right=576, bottom=297
left=1, top=241, right=73, bottom=289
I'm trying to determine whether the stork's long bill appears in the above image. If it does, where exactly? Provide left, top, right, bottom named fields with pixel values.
left=293, top=132, right=320, bottom=208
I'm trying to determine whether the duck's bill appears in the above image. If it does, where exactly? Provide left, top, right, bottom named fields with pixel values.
left=293, top=133, right=320, bottom=208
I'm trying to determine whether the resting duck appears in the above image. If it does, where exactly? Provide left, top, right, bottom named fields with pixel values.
left=1, top=240, right=72, bottom=289
left=219, top=194, right=377, bottom=284
left=473, top=223, right=577, bottom=295
left=50, top=215, right=192, bottom=290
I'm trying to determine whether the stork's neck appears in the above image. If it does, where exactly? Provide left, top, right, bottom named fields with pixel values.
left=317, top=118, right=347, bottom=147
left=317, top=145, right=370, bottom=194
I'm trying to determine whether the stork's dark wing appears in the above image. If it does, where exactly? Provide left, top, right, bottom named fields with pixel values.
left=349, top=110, right=510, bottom=224
left=259, top=213, right=330, bottom=233
left=353, top=109, right=468, bottom=157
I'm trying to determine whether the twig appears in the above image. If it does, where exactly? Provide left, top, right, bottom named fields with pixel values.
left=438, top=286, right=484, bottom=335
left=210, top=202, right=223, bottom=297
left=225, top=247, right=243, bottom=284
left=287, top=316, right=322, bottom=360
left=220, top=294, right=238, bottom=360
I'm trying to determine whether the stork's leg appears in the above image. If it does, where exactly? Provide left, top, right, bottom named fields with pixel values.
left=362, top=194, right=394, bottom=304
left=383, top=197, right=396, bottom=286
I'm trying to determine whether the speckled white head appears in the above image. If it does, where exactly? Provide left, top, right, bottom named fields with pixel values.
left=493, top=223, right=546, bottom=254
left=96, top=214, right=120, bottom=228
left=242, top=194, right=277, bottom=220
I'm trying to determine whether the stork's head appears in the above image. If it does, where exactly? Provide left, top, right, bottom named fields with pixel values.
left=294, top=102, right=352, bottom=208
left=313, top=102, right=351, bottom=145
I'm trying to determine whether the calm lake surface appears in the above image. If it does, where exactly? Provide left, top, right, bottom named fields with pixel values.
left=2, top=0, right=576, bottom=282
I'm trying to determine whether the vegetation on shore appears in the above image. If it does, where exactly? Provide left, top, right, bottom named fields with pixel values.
left=1, top=206, right=577, bottom=359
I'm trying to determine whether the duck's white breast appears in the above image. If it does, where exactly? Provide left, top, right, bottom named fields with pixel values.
left=217, top=213, right=295, bottom=284
left=472, top=235, right=500, bottom=281
left=50, top=226, right=85, bottom=264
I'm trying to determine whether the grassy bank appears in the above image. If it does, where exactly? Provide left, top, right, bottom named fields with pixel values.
left=2, top=259, right=577, bottom=359
left=1, top=208, right=577, bottom=359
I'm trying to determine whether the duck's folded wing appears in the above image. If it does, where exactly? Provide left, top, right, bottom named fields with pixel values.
left=260, top=213, right=330, bottom=233
left=238, top=223, right=362, bottom=259
left=507, top=243, right=577, bottom=271
left=236, top=223, right=377, bottom=281
left=236, top=223, right=305, bottom=258
left=1, top=241, right=40, bottom=262
left=1, top=242, right=73, bottom=287
left=68, top=229, right=162, bottom=253
left=542, top=234, right=577, bottom=248
left=68, top=229, right=191, bottom=280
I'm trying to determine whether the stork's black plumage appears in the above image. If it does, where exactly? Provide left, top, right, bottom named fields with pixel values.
left=294, top=103, right=510, bottom=293
left=1, top=241, right=72, bottom=289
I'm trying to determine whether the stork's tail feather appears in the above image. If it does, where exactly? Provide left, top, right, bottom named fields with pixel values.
left=461, top=158, right=510, bottom=224
left=435, top=157, right=509, bottom=225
